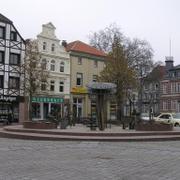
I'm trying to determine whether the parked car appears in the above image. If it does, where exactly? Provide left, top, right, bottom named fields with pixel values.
left=140, top=113, right=154, bottom=121
left=155, top=113, right=180, bottom=126
left=140, top=113, right=150, bottom=121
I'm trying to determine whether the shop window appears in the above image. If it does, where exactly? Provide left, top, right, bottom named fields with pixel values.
left=0, top=51, right=4, bottom=64
left=50, top=80, right=55, bottom=91
left=73, top=98, right=83, bottom=118
left=9, top=77, right=19, bottom=89
left=60, top=61, right=64, bottom=72
left=32, top=103, right=41, bottom=118
left=50, top=60, right=55, bottom=71
left=10, top=53, right=20, bottom=65
left=59, top=81, right=64, bottom=92
left=0, top=26, right=5, bottom=39
left=76, top=73, right=83, bottom=86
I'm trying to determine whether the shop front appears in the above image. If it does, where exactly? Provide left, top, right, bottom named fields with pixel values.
left=32, top=96, right=64, bottom=120
left=71, top=87, right=88, bottom=120
left=0, top=96, right=24, bottom=123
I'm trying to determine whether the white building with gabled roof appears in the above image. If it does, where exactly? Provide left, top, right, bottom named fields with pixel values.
left=32, top=22, right=70, bottom=120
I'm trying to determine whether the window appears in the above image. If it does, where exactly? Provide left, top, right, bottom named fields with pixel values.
left=60, top=61, right=64, bottom=72
left=50, top=80, right=55, bottom=91
left=32, top=103, right=40, bottom=118
left=76, top=73, right=83, bottom=86
left=92, top=75, right=98, bottom=82
left=43, top=42, right=47, bottom=50
left=50, top=60, right=55, bottom=71
left=0, top=76, right=4, bottom=88
left=10, top=53, right=20, bottom=65
left=41, top=59, right=47, bottom=70
left=162, top=83, right=168, bottom=94
left=0, top=51, right=5, bottom=64
left=78, top=57, right=82, bottom=65
left=59, top=81, right=64, bottom=92
left=10, top=31, right=17, bottom=41
left=94, top=60, right=98, bottom=68
left=0, top=26, right=5, bottom=39
left=9, top=77, right=19, bottom=89
left=162, top=101, right=168, bottom=111
left=51, top=44, right=55, bottom=52
left=41, top=81, right=46, bottom=91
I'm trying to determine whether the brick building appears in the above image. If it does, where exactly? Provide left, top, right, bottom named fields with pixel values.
left=160, top=56, right=180, bottom=113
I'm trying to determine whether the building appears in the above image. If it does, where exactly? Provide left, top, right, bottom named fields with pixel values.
left=0, top=14, right=25, bottom=123
left=141, top=65, right=165, bottom=115
left=160, top=56, right=180, bottom=113
left=66, top=41, right=108, bottom=119
left=32, top=22, right=70, bottom=120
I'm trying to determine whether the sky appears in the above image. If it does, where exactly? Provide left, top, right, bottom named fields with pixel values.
left=1, top=0, right=180, bottom=64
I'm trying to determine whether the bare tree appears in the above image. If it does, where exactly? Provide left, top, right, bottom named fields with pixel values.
left=89, top=24, right=154, bottom=77
left=23, top=39, right=49, bottom=121
left=99, top=36, right=137, bottom=120
left=89, top=23, right=124, bottom=53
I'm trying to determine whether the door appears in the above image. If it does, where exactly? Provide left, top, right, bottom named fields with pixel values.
left=73, top=98, right=83, bottom=119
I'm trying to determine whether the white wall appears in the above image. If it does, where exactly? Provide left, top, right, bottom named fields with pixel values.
left=37, top=22, right=70, bottom=99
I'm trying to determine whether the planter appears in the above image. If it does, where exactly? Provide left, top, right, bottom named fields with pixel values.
left=23, top=121, right=57, bottom=129
left=135, top=121, right=173, bottom=131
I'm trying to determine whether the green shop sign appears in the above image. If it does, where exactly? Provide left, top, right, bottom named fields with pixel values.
left=32, top=97, right=64, bottom=103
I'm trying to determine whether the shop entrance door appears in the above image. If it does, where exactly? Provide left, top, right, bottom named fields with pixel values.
left=73, top=98, right=83, bottom=119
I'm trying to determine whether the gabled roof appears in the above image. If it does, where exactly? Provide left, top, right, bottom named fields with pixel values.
left=43, top=22, right=56, bottom=29
left=66, top=40, right=106, bottom=57
left=0, top=13, right=12, bottom=24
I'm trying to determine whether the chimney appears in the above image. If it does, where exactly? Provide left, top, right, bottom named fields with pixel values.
left=61, top=40, right=67, bottom=48
left=165, top=56, right=174, bottom=71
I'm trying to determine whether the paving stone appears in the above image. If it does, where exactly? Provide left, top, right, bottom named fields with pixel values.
left=0, top=139, right=180, bottom=179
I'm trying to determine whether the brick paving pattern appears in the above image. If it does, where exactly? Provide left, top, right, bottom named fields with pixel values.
left=0, top=138, right=180, bottom=180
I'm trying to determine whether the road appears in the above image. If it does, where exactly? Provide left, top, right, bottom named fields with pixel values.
left=0, top=138, right=180, bottom=180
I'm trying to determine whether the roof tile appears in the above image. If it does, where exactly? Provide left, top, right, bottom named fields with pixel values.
left=66, top=40, right=106, bottom=57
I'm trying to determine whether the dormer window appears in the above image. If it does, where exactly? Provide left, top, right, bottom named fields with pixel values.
left=43, top=42, right=46, bottom=50
left=51, top=44, right=55, bottom=52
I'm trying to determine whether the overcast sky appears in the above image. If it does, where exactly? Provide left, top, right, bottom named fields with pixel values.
left=1, top=0, right=180, bottom=64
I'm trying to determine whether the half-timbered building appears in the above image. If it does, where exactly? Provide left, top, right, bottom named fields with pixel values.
left=0, top=14, right=25, bottom=123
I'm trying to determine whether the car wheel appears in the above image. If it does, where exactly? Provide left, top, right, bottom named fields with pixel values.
left=174, top=123, right=180, bottom=127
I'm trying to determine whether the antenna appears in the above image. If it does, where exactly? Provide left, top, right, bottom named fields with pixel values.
left=169, top=38, right=172, bottom=56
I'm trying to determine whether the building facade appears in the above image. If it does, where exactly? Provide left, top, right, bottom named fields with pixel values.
left=160, top=57, right=180, bottom=113
left=141, top=65, right=165, bottom=115
left=32, top=22, right=70, bottom=120
left=66, top=41, right=109, bottom=120
left=0, top=14, right=25, bottom=123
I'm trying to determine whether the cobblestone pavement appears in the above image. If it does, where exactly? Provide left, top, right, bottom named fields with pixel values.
left=0, top=138, right=180, bottom=180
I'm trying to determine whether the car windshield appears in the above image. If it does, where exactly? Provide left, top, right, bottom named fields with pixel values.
left=173, top=113, right=180, bottom=119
